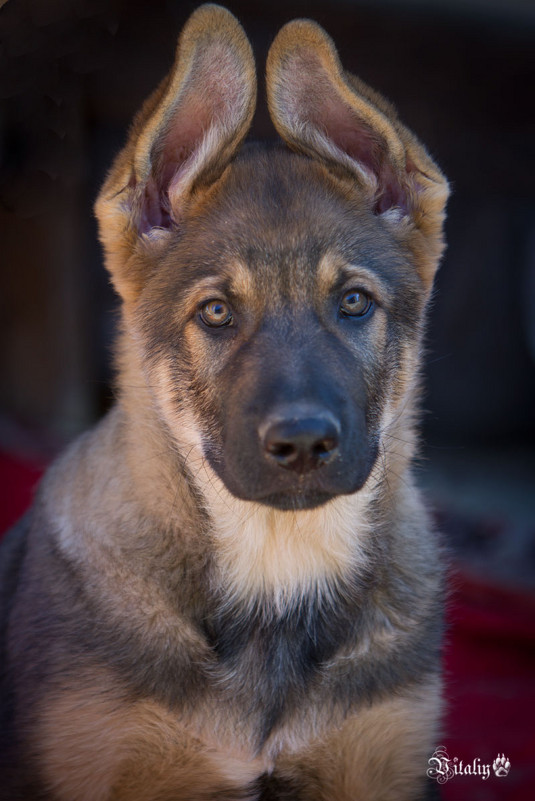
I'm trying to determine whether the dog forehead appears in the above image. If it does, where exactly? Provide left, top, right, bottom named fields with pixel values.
left=182, top=146, right=404, bottom=300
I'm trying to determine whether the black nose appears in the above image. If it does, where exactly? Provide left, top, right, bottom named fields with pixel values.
left=261, top=411, right=340, bottom=474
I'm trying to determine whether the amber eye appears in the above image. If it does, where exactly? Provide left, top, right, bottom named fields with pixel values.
left=199, top=299, right=233, bottom=328
left=339, top=289, right=373, bottom=318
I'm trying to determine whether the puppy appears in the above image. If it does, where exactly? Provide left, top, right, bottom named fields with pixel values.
left=0, top=5, right=449, bottom=799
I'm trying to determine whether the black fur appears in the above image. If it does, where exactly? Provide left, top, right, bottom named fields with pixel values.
left=255, top=772, right=307, bottom=801
left=203, top=551, right=443, bottom=747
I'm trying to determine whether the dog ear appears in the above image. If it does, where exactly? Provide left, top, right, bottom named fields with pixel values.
left=96, top=4, right=256, bottom=303
left=266, top=20, right=448, bottom=280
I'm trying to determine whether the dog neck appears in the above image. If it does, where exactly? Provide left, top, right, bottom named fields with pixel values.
left=198, top=464, right=375, bottom=612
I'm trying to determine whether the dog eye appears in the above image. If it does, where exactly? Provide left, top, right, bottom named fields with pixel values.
left=200, top=299, right=233, bottom=328
left=339, top=289, right=373, bottom=318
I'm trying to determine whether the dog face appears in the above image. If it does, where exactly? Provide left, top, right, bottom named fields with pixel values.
left=96, top=5, right=448, bottom=512
left=134, top=147, right=426, bottom=510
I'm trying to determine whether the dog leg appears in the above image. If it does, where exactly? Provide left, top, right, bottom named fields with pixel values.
left=36, top=672, right=262, bottom=801
left=270, top=677, right=441, bottom=801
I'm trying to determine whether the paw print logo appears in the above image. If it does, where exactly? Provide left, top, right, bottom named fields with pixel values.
left=493, top=754, right=511, bottom=777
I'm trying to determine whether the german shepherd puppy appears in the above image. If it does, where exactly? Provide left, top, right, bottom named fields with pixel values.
left=0, top=5, right=449, bottom=799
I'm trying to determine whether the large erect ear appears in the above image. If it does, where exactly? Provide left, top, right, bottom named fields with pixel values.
left=266, top=20, right=449, bottom=266
left=96, top=4, right=256, bottom=303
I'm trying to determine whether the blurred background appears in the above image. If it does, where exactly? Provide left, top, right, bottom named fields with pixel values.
left=1, top=1, right=534, bottom=798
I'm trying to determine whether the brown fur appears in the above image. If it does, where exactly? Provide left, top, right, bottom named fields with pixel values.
left=270, top=677, right=441, bottom=800
left=0, top=5, right=448, bottom=800
left=37, top=668, right=262, bottom=801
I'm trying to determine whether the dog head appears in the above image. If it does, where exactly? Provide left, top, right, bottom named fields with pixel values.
left=96, top=5, right=448, bottom=512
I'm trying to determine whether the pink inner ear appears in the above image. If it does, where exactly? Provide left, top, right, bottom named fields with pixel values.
left=312, top=100, right=411, bottom=215
left=135, top=116, right=207, bottom=235
left=136, top=42, right=249, bottom=235
left=284, top=52, right=411, bottom=215
left=374, top=163, right=411, bottom=215
left=141, top=118, right=207, bottom=233
left=140, top=178, right=169, bottom=233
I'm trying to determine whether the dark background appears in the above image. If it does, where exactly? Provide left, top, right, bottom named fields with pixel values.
left=0, top=1, right=534, bottom=797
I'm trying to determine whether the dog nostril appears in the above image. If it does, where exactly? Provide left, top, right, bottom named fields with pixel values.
left=267, top=442, right=296, bottom=460
left=312, top=438, right=337, bottom=456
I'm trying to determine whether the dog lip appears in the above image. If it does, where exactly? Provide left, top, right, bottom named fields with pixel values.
left=205, top=447, right=375, bottom=509
left=254, top=489, right=335, bottom=511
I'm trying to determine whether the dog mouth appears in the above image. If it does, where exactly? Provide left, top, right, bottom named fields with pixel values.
left=203, top=438, right=379, bottom=511
left=254, top=489, right=336, bottom=511
left=212, top=465, right=375, bottom=511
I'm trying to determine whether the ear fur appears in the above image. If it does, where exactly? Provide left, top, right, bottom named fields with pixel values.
left=96, top=4, right=256, bottom=303
left=266, top=20, right=449, bottom=281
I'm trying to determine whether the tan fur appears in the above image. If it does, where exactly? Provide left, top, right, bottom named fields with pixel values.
left=43, top=412, right=211, bottom=666
left=316, top=252, right=394, bottom=305
left=198, top=466, right=374, bottom=608
left=37, top=668, right=439, bottom=801
left=273, top=676, right=441, bottom=800
left=37, top=669, right=262, bottom=801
